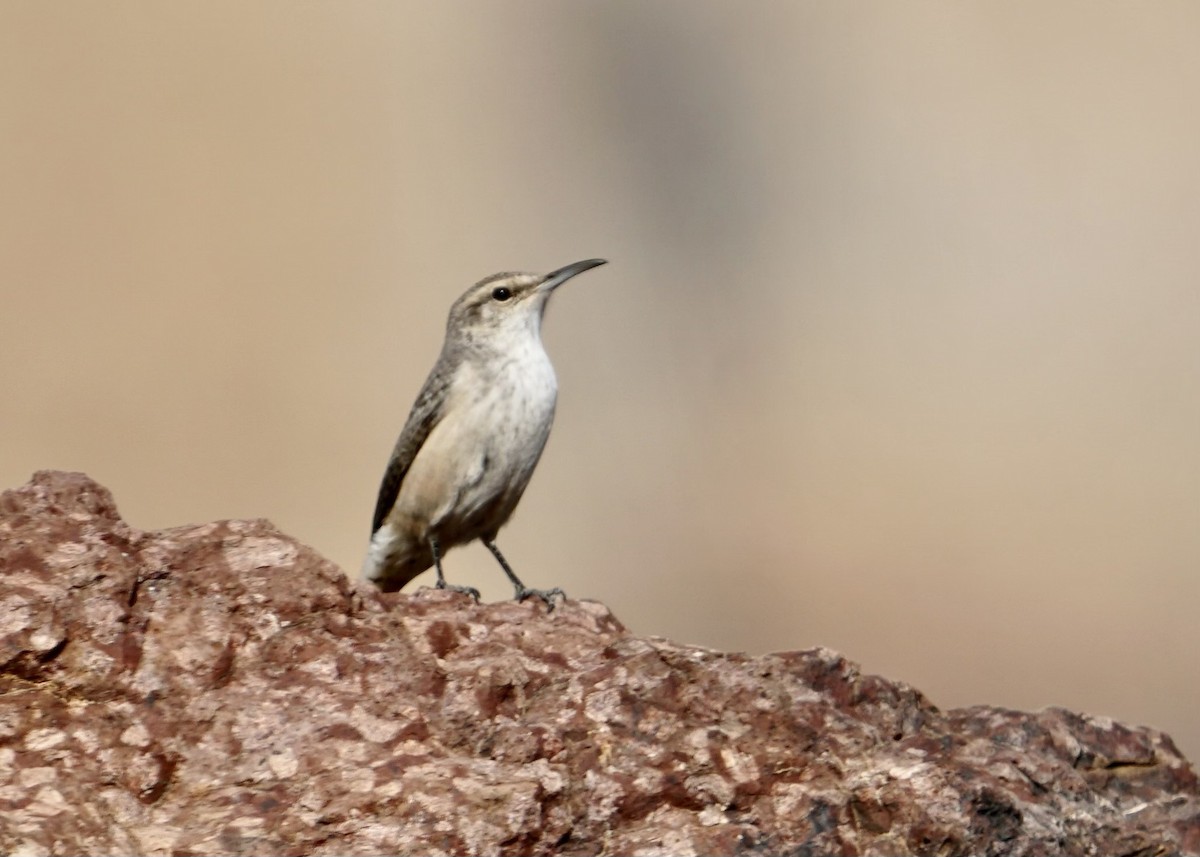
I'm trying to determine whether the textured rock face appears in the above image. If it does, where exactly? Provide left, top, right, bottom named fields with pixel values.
left=0, top=471, right=1197, bottom=856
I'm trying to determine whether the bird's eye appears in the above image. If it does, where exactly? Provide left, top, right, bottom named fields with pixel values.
left=491, top=287, right=512, bottom=302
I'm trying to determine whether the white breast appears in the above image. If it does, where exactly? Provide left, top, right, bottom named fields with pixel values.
left=466, top=334, right=558, bottom=488
left=396, top=334, right=558, bottom=534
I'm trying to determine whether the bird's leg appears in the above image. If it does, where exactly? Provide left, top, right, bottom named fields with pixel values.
left=483, top=538, right=565, bottom=609
left=431, top=535, right=480, bottom=602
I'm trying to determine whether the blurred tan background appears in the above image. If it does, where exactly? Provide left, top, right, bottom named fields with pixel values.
left=2, top=3, right=1197, bottom=760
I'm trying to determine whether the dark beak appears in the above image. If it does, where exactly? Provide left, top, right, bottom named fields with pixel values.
left=540, top=258, right=607, bottom=292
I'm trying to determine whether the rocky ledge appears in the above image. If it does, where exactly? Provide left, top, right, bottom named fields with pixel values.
left=0, top=471, right=1197, bottom=855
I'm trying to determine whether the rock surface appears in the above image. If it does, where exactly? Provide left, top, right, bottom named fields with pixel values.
left=0, top=470, right=1197, bottom=856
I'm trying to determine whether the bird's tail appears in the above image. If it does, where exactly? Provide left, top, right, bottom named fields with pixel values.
left=359, top=524, right=430, bottom=593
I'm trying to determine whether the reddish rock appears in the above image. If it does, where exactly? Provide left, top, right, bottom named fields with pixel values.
left=1, top=470, right=1197, bottom=855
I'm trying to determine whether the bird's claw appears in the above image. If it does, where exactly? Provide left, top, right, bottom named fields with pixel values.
left=514, top=586, right=566, bottom=610
left=435, top=581, right=481, bottom=602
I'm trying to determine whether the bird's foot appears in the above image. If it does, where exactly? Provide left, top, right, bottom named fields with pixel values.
left=514, top=586, right=566, bottom=610
left=435, top=581, right=481, bottom=602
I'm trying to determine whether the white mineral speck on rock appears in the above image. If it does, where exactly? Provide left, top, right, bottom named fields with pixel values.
left=120, top=723, right=151, bottom=748
left=24, top=728, right=66, bottom=751
left=268, top=749, right=299, bottom=779
left=348, top=705, right=403, bottom=743
left=223, top=537, right=298, bottom=574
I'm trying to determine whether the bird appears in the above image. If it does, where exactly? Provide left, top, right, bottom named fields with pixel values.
left=359, top=258, right=607, bottom=606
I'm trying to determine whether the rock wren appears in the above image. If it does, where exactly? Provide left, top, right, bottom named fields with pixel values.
left=360, top=258, right=607, bottom=605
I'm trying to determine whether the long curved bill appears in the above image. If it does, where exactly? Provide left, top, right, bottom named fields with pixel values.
left=539, top=258, right=608, bottom=292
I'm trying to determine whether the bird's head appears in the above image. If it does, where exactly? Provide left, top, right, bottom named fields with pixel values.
left=446, top=259, right=607, bottom=345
